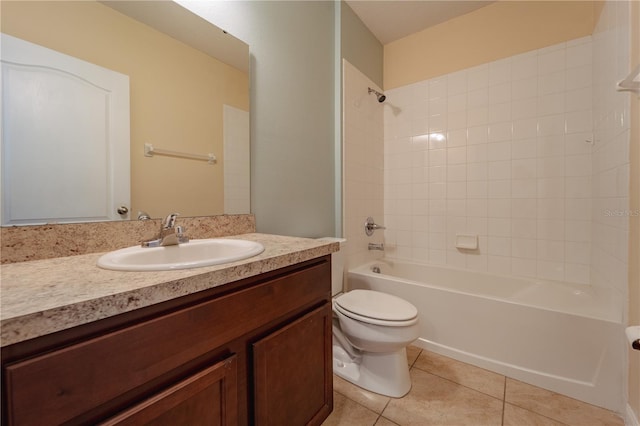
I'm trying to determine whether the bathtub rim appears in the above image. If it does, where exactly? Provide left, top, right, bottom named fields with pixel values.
left=348, top=258, right=621, bottom=324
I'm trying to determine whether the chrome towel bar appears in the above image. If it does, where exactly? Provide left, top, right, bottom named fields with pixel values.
left=144, top=143, right=216, bottom=164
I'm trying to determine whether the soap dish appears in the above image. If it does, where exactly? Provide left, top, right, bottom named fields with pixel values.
left=455, top=234, right=478, bottom=250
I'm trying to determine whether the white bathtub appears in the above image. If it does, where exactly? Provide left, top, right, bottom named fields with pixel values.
left=347, top=260, right=625, bottom=413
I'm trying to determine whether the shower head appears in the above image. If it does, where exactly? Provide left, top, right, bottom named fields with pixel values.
left=368, top=87, right=386, bottom=103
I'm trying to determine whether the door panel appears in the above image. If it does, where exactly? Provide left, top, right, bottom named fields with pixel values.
left=1, top=33, right=130, bottom=225
left=253, top=304, right=332, bottom=426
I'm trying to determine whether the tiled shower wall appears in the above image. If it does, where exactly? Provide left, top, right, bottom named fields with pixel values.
left=383, top=37, right=597, bottom=284
left=591, top=1, right=631, bottom=312
left=343, top=3, right=631, bottom=299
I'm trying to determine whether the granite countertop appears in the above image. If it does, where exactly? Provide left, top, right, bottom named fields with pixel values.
left=0, top=233, right=338, bottom=347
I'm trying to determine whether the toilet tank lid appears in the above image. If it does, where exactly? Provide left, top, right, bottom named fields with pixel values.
left=335, top=289, right=418, bottom=322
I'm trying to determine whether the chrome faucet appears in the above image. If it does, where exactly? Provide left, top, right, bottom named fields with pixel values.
left=368, top=243, right=384, bottom=251
left=141, top=213, right=190, bottom=247
left=364, top=217, right=386, bottom=236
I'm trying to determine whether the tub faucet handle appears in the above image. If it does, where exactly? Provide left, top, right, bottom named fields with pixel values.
left=365, top=217, right=386, bottom=236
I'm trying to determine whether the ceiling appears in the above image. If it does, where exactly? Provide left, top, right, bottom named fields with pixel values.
left=345, top=0, right=495, bottom=45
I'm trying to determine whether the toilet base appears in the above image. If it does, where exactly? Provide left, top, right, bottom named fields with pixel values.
left=332, top=344, right=411, bottom=398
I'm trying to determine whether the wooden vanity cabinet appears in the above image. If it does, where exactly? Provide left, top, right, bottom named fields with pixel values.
left=1, top=256, right=333, bottom=426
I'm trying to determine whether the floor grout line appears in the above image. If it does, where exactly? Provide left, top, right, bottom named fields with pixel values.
left=410, top=362, right=506, bottom=402
left=501, top=376, right=507, bottom=426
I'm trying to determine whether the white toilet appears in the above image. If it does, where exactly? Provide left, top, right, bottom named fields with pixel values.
left=319, top=238, right=420, bottom=398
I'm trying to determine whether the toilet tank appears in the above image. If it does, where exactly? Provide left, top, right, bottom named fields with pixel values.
left=317, top=238, right=346, bottom=296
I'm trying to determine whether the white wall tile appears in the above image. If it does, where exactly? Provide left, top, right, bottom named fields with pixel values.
left=467, top=64, right=489, bottom=89
left=537, top=240, right=565, bottom=261
left=512, top=218, right=537, bottom=239
left=537, top=259, right=565, bottom=281
left=512, top=139, right=538, bottom=159
left=373, top=28, right=628, bottom=291
left=488, top=199, right=512, bottom=218
left=447, top=70, right=467, bottom=95
left=468, top=108, right=489, bottom=126
left=538, top=48, right=566, bottom=75
left=488, top=218, right=512, bottom=237
left=513, top=118, right=538, bottom=139
left=429, top=78, right=447, bottom=98
left=537, top=114, right=566, bottom=136
left=565, top=87, right=592, bottom=112
left=467, top=162, right=488, bottom=181
left=538, top=71, right=566, bottom=96
left=512, top=198, right=537, bottom=219
left=488, top=102, right=512, bottom=124
left=512, top=158, right=537, bottom=179
left=487, top=141, right=512, bottom=161
left=512, top=98, right=538, bottom=119
left=488, top=180, right=511, bottom=198
left=511, top=52, right=538, bottom=80
left=488, top=255, right=512, bottom=275
left=512, top=257, right=537, bottom=277
left=488, top=160, right=511, bottom=181
left=566, top=41, right=592, bottom=68
left=489, top=58, right=512, bottom=86
left=565, top=64, right=592, bottom=90
left=565, top=110, right=592, bottom=134
left=488, top=122, right=513, bottom=142
left=512, top=179, right=537, bottom=198
left=512, top=238, right=537, bottom=258
left=467, top=126, right=489, bottom=145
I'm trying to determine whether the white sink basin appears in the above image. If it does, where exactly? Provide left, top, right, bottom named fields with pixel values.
left=97, top=239, right=265, bottom=271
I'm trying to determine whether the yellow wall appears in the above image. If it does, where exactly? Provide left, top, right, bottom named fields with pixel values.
left=1, top=1, right=249, bottom=218
left=384, top=1, right=598, bottom=89
left=629, top=0, right=640, bottom=419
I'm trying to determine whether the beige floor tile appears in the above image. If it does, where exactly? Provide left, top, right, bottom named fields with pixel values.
left=413, top=350, right=506, bottom=399
left=374, top=416, right=400, bottom=426
left=503, top=403, right=567, bottom=426
left=333, top=374, right=391, bottom=414
left=406, top=344, right=422, bottom=367
left=505, top=379, right=624, bottom=426
left=322, top=391, right=380, bottom=426
left=382, top=368, right=503, bottom=426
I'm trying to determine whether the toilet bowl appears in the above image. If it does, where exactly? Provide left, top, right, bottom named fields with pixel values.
left=317, top=238, right=419, bottom=398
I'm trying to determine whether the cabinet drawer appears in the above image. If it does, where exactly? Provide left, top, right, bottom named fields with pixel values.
left=100, top=354, right=238, bottom=426
left=4, top=260, right=330, bottom=425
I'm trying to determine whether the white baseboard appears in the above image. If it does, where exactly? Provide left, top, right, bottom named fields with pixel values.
left=627, top=404, right=640, bottom=426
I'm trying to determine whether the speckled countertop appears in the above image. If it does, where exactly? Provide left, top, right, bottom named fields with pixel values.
left=0, top=233, right=338, bottom=347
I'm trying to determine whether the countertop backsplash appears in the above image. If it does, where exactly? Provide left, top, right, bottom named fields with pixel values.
left=1, top=215, right=256, bottom=264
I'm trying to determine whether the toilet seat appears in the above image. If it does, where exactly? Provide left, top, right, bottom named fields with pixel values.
left=334, top=289, right=418, bottom=327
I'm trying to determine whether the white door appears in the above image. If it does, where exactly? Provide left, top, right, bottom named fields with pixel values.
left=1, top=33, right=130, bottom=225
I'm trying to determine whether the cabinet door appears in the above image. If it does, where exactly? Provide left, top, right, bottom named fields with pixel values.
left=253, top=304, right=332, bottom=426
left=100, top=355, right=237, bottom=426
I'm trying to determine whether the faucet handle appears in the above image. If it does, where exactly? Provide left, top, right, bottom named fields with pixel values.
left=163, top=213, right=180, bottom=228
left=364, top=217, right=386, bottom=236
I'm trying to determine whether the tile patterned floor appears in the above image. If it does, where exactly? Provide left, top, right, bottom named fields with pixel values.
left=322, top=346, right=624, bottom=426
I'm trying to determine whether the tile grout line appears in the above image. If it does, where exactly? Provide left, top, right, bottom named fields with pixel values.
left=410, top=362, right=506, bottom=403
left=501, top=376, right=507, bottom=426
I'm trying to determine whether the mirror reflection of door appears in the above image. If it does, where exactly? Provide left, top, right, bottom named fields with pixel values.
left=1, top=33, right=130, bottom=225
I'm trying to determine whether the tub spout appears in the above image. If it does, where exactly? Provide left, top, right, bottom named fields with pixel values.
left=368, top=243, right=384, bottom=251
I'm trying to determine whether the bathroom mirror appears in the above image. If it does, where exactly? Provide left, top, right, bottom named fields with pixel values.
left=0, top=0, right=250, bottom=225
